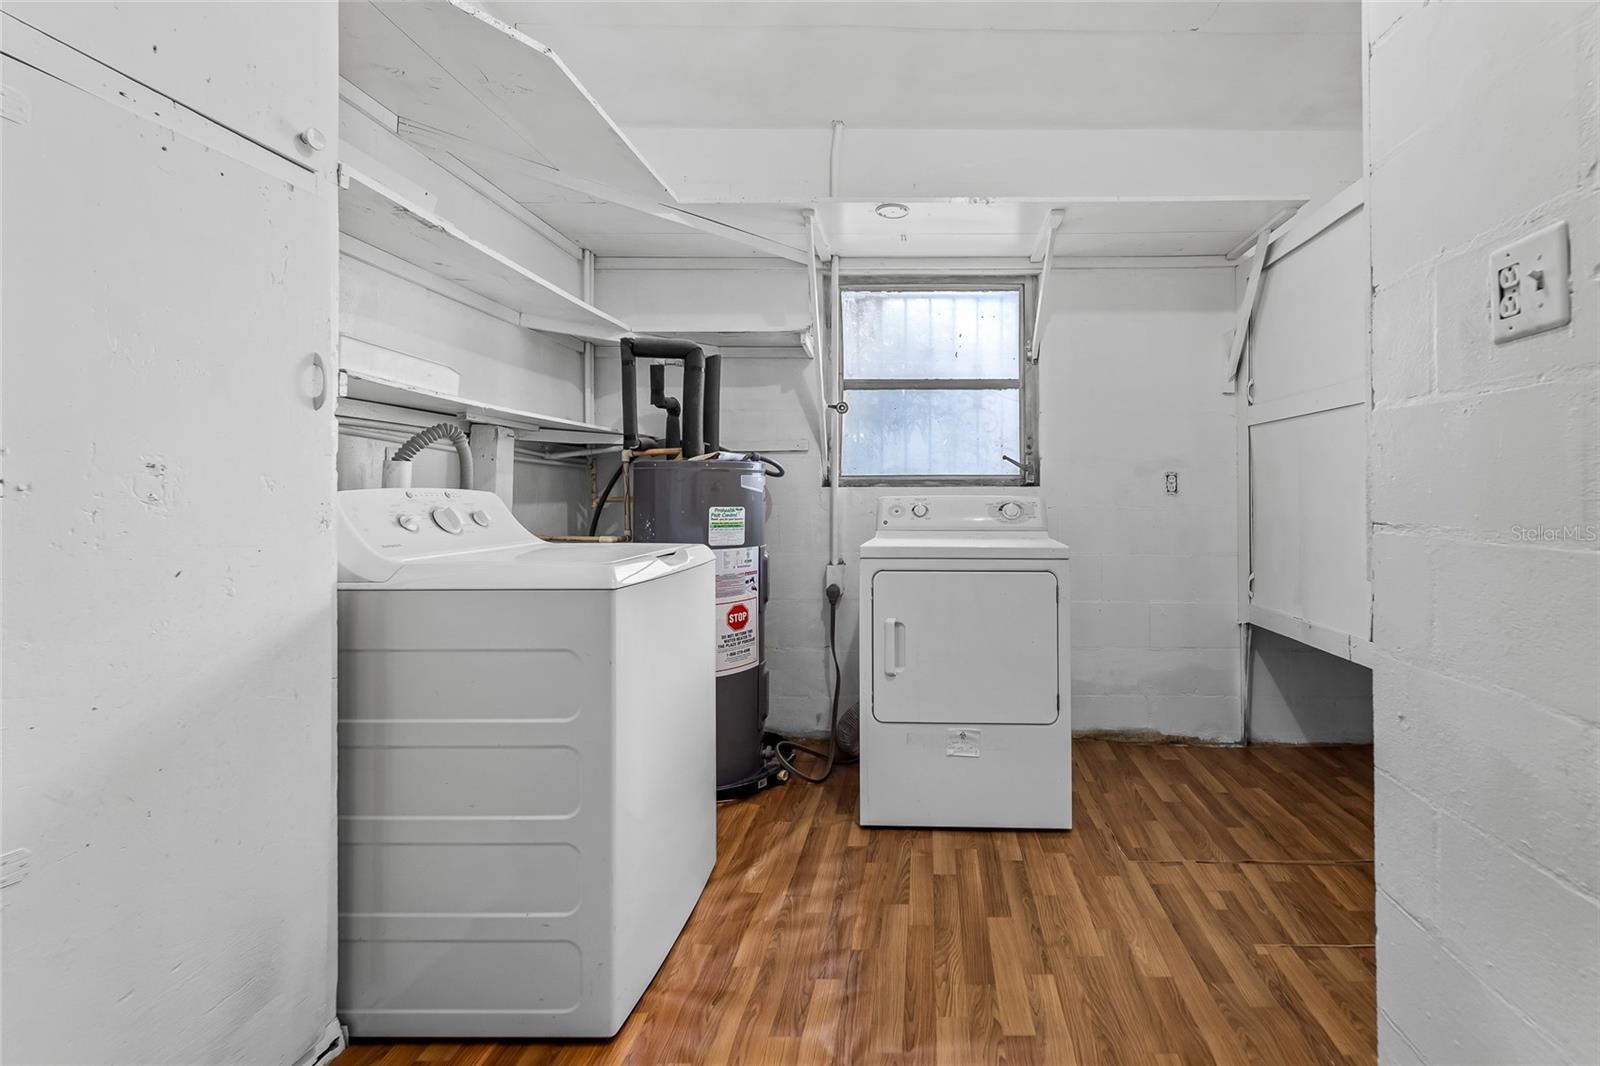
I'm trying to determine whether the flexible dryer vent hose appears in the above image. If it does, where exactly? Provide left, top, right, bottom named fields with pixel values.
left=391, top=422, right=473, bottom=488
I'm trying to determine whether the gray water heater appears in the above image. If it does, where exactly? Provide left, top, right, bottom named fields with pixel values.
left=632, top=457, right=768, bottom=787
left=618, top=335, right=779, bottom=794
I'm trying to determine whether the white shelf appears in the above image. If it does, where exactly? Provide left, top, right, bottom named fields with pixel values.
left=340, top=0, right=672, bottom=202
left=337, top=369, right=621, bottom=446
left=338, top=166, right=630, bottom=343
left=636, top=328, right=816, bottom=360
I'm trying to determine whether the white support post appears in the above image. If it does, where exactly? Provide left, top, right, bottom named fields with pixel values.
left=1028, top=214, right=1062, bottom=364
left=805, top=211, right=829, bottom=474
left=1029, top=208, right=1065, bottom=264
left=581, top=249, right=597, bottom=424
left=470, top=424, right=517, bottom=503
left=808, top=209, right=835, bottom=260
left=1223, top=227, right=1270, bottom=390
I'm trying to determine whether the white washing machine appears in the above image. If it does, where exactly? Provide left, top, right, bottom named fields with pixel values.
left=858, top=495, right=1071, bottom=829
left=335, top=488, right=716, bottom=1038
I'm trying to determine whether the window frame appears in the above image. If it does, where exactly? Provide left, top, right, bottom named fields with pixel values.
left=836, top=276, right=1039, bottom=487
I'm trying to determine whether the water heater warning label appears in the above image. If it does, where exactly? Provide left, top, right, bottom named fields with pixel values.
left=715, top=546, right=759, bottom=674
left=708, top=506, right=746, bottom=546
left=716, top=597, right=759, bottom=672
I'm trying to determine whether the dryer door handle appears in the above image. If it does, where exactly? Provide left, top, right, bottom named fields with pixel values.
left=883, top=617, right=906, bottom=677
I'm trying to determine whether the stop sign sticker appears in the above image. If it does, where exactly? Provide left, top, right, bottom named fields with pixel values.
left=726, top=603, right=750, bottom=630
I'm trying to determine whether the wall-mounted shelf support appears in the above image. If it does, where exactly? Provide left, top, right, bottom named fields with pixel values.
left=1027, top=209, right=1065, bottom=364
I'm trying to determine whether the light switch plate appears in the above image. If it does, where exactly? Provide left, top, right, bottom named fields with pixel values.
left=1493, top=221, right=1571, bottom=343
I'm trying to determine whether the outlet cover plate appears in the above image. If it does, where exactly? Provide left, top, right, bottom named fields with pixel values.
left=1493, top=221, right=1571, bottom=344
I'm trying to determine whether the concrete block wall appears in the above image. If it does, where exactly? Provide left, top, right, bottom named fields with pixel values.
left=1043, top=267, right=1243, bottom=741
left=1365, top=2, right=1600, bottom=1062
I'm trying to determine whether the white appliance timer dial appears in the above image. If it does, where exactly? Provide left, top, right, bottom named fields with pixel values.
left=396, top=513, right=421, bottom=532
left=911, top=502, right=929, bottom=518
left=431, top=506, right=465, bottom=534
left=999, top=501, right=1024, bottom=520
left=471, top=509, right=492, bottom=527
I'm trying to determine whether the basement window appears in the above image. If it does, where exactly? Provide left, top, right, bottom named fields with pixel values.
left=839, top=281, right=1036, bottom=484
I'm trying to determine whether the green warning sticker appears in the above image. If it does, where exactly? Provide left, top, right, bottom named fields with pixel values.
left=708, top=505, right=746, bottom=547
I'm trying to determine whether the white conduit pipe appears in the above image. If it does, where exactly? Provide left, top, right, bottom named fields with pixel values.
left=828, top=120, right=845, bottom=199
left=828, top=254, right=843, bottom=565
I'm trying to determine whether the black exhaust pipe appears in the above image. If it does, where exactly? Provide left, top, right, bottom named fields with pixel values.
left=649, top=361, right=682, bottom=450
left=681, top=349, right=704, bottom=457
left=704, top=353, right=722, bottom=454
left=620, top=337, right=641, bottom=450
left=620, top=337, right=707, bottom=456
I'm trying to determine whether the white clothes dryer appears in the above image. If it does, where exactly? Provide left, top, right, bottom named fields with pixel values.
left=858, top=495, right=1071, bottom=829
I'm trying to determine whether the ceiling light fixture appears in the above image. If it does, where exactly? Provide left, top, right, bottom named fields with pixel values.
left=874, top=202, right=910, bottom=221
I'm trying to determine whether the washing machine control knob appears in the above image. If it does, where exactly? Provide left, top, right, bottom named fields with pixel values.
left=911, top=502, right=929, bottom=518
left=431, top=506, right=465, bottom=535
left=471, top=509, right=492, bottom=527
left=999, top=501, right=1024, bottom=520
left=396, top=513, right=421, bottom=532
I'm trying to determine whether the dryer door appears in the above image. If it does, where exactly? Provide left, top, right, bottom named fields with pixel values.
left=871, top=570, right=1059, bottom=725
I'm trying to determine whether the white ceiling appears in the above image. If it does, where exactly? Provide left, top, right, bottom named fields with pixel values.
left=486, top=1, right=1362, bottom=131
left=816, top=199, right=1305, bottom=258
left=388, top=1, right=1364, bottom=259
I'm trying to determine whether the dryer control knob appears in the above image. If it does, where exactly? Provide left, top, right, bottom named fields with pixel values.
left=431, top=506, right=465, bottom=535
left=471, top=509, right=492, bottom=527
left=396, top=513, right=421, bottom=532
left=999, top=501, right=1024, bottom=520
left=911, top=502, right=929, bottom=518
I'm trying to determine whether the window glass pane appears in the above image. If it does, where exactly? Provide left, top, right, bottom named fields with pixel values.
left=842, top=289, right=1020, bottom=379
left=841, top=389, right=1020, bottom=477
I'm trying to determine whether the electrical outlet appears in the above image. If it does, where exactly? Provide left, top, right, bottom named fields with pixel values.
left=825, top=563, right=846, bottom=595
left=1493, top=222, right=1571, bottom=343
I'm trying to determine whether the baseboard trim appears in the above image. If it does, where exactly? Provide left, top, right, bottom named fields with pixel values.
left=1072, top=728, right=1240, bottom=747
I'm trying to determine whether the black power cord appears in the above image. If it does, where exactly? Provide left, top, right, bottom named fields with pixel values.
left=587, top=462, right=625, bottom=537
left=774, top=581, right=853, bottom=782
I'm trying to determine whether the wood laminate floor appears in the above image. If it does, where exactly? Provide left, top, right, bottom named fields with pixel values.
left=340, top=741, right=1375, bottom=1066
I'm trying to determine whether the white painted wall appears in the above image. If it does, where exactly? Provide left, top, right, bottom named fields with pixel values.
left=1364, top=2, right=1600, bottom=1062
left=595, top=263, right=1243, bottom=740
left=1249, top=630, right=1372, bottom=744
left=1043, top=267, right=1241, bottom=740
left=1, top=5, right=340, bottom=1062
left=335, top=102, right=592, bottom=535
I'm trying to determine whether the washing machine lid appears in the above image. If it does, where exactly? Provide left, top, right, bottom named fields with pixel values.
left=336, top=487, right=711, bottom=589
left=346, top=541, right=711, bottom=591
